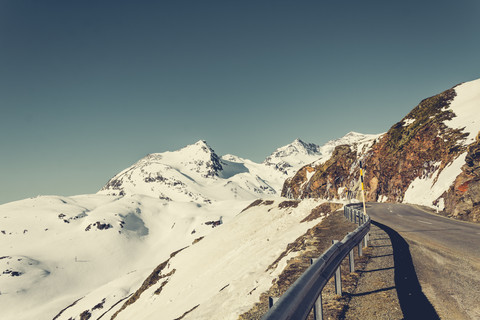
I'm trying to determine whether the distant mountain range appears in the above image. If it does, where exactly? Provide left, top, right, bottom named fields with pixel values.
left=98, top=134, right=376, bottom=203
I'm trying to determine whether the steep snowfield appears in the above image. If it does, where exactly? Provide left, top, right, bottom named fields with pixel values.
left=100, top=199, right=329, bottom=320
left=0, top=194, right=334, bottom=320
left=403, top=155, right=466, bottom=210
left=0, top=194, right=250, bottom=319
left=446, top=78, right=480, bottom=145
left=403, top=78, right=480, bottom=209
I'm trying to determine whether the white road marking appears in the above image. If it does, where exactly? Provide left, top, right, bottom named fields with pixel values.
left=418, top=220, right=433, bottom=225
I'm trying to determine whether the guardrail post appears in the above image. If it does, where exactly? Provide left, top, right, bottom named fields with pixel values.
left=332, top=240, right=342, bottom=296
left=311, top=258, right=323, bottom=320
left=348, top=247, right=355, bottom=273
left=358, top=240, right=363, bottom=256
left=268, top=296, right=279, bottom=309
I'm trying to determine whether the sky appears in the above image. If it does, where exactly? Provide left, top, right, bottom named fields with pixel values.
left=1, top=0, right=479, bottom=204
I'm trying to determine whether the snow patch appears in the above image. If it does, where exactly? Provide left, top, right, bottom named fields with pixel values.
left=306, top=169, right=315, bottom=182
left=445, top=78, right=480, bottom=145
left=402, top=118, right=415, bottom=126
left=403, top=153, right=467, bottom=208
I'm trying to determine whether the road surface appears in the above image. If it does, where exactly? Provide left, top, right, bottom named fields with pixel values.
left=367, top=203, right=480, bottom=319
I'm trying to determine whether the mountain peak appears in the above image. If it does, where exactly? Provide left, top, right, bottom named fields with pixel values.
left=182, top=140, right=214, bottom=153
left=194, top=139, right=209, bottom=147
left=265, top=139, right=320, bottom=160
left=263, top=139, right=322, bottom=175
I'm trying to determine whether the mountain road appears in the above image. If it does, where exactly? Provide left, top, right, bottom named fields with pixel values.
left=367, top=203, right=480, bottom=319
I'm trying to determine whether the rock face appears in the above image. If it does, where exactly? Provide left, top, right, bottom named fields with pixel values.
left=282, top=79, right=480, bottom=222
left=363, top=87, right=465, bottom=202
left=443, top=133, right=480, bottom=222
left=282, top=145, right=358, bottom=199
left=282, top=133, right=381, bottom=200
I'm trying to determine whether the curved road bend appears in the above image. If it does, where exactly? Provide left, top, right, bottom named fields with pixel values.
left=367, top=203, right=480, bottom=319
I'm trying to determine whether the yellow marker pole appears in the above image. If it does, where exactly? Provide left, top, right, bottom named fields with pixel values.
left=360, top=160, right=367, bottom=217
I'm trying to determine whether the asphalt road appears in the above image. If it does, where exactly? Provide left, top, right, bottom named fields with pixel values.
left=366, top=203, right=480, bottom=319
left=367, top=203, right=480, bottom=262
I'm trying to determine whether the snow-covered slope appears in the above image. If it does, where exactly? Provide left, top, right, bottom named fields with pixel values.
left=0, top=194, right=337, bottom=320
left=109, top=199, right=328, bottom=320
left=0, top=194, right=251, bottom=319
left=445, top=79, right=480, bottom=145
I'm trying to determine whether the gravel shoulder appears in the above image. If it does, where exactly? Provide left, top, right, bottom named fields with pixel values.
left=342, top=224, right=403, bottom=320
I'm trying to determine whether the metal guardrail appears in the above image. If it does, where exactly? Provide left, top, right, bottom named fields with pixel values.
left=262, top=203, right=370, bottom=320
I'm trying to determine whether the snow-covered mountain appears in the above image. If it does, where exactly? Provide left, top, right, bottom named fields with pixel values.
left=98, top=139, right=326, bottom=202
left=1, top=137, right=347, bottom=320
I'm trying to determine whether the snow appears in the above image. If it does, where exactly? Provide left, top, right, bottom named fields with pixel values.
left=445, top=78, right=480, bottom=144
left=0, top=194, right=250, bottom=319
left=112, top=199, right=331, bottom=320
left=403, top=154, right=466, bottom=209
left=306, top=169, right=315, bottom=182
left=403, top=118, right=415, bottom=126
left=378, top=195, right=388, bottom=203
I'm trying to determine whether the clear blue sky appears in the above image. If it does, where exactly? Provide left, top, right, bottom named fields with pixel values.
left=1, top=0, right=479, bottom=204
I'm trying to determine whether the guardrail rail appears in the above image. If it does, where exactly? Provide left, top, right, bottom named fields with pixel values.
left=262, top=203, right=370, bottom=320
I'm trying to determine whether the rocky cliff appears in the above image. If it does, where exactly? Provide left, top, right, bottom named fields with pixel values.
left=282, top=79, right=480, bottom=222
left=443, top=132, right=480, bottom=221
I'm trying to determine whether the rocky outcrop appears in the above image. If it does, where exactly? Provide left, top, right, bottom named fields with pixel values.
left=282, top=145, right=358, bottom=199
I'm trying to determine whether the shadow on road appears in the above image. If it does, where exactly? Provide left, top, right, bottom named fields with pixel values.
left=372, top=220, right=440, bottom=320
